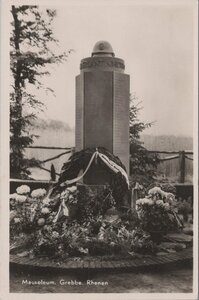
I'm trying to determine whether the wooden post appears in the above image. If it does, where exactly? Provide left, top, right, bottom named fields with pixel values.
left=131, top=188, right=136, bottom=209
left=50, top=164, right=56, bottom=181
left=131, top=182, right=140, bottom=208
left=179, top=151, right=185, bottom=183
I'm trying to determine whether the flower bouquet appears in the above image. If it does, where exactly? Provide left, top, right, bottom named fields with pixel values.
left=136, top=186, right=182, bottom=243
left=10, top=186, right=54, bottom=237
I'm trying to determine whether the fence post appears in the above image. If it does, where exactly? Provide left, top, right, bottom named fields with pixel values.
left=179, top=151, right=185, bottom=183
left=50, top=164, right=56, bottom=181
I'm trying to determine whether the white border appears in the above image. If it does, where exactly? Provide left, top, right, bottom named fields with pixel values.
left=0, top=0, right=198, bottom=299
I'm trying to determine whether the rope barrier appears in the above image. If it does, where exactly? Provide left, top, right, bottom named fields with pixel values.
left=185, top=155, right=194, bottom=161
left=25, top=146, right=73, bottom=150
left=40, top=150, right=71, bottom=164
left=38, top=166, right=60, bottom=176
left=159, top=155, right=179, bottom=162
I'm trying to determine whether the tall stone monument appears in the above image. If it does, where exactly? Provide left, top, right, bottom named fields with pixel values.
left=75, top=41, right=129, bottom=185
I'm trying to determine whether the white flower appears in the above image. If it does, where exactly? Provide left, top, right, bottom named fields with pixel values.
left=79, top=247, right=88, bottom=254
left=136, top=198, right=144, bottom=205
left=16, top=195, right=27, bottom=203
left=10, top=193, right=18, bottom=200
left=10, top=210, right=17, bottom=221
left=110, top=242, right=116, bottom=246
left=16, top=185, right=30, bottom=195
left=41, top=207, right=50, bottom=215
left=67, top=186, right=77, bottom=193
left=136, top=198, right=153, bottom=205
left=14, top=217, right=21, bottom=223
left=69, top=195, right=74, bottom=201
left=147, top=199, right=154, bottom=206
left=160, top=190, right=166, bottom=198
left=31, top=188, right=46, bottom=199
left=52, top=231, right=59, bottom=238
left=42, top=198, right=50, bottom=205
left=163, top=203, right=170, bottom=211
left=148, top=187, right=162, bottom=195
left=165, top=192, right=175, bottom=202
left=141, top=199, right=147, bottom=204
left=156, top=200, right=164, bottom=206
left=37, top=218, right=45, bottom=226
left=61, top=190, right=69, bottom=199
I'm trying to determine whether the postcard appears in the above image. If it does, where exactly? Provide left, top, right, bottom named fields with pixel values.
left=0, top=0, right=198, bottom=299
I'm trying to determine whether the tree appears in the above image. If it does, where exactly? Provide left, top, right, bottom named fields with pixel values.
left=10, top=5, right=72, bottom=178
left=129, top=94, right=160, bottom=186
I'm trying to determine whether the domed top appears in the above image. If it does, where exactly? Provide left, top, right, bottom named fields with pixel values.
left=92, top=41, right=115, bottom=57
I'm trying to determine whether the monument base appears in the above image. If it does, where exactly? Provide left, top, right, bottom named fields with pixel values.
left=83, top=163, right=112, bottom=185
left=76, top=183, right=108, bottom=220
left=77, top=183, right=107, bottom=200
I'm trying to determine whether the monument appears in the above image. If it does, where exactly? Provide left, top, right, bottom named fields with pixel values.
left=75, top=41, right=130, bottom=185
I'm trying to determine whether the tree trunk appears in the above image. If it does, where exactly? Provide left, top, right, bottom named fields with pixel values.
left=11, top=5, right=22, bottom=134
left=10, top=6, right=23, bottom=177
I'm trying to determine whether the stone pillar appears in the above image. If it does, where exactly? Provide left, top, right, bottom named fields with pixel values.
left=75, top=41, right=130, bottom=185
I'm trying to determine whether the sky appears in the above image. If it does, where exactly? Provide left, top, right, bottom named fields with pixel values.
left=35, top=1, right=195, bottom=137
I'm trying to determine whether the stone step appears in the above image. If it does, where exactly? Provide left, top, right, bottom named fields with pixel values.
left=164, top=233, right=193, bottom=243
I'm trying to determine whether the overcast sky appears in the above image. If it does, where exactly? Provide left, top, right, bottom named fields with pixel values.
left=36, top=1, right=195, bottom=137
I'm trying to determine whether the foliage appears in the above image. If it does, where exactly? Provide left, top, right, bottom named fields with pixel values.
left=129, top=94, right=160, bottom=186
left=177, top=200, right=192, bottom=216
left=130, top=228, right=157, bottom=254
left=10, top=6, right=72, bottom=178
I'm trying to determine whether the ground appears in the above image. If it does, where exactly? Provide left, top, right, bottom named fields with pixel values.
left=10, top=262, right=192, bottom=293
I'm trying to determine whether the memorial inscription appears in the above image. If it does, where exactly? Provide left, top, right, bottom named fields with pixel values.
left=80, top=58, right=125, bottom=70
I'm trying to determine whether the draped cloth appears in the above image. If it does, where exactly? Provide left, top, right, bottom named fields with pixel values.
left=61, top=149, right=129, bottom=188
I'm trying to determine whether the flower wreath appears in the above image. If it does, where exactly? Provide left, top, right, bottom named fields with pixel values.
left=51, top=147, right=129, bottom=206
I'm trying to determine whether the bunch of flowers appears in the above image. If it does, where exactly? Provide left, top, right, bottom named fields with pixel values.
left=16, top=185, right=31, bottom=195
left=10, top=186, right=55, bottom=237
left=31, top=188, right=47, bottom=199
left=136, top=186, right=181, bottom=235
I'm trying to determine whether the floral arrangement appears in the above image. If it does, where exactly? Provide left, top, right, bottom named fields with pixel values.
left=16, top=185, right=31, bottom=195
left=136, top=186, right=182, bottom=238
left=10, top=187, right=55, bottom=237
left=32, top=218, right=156, bottom=258
left=10, top=184, right=184, bottom=259
left=31, top=188, right=47, bottom=199
left=10, top=184, right=141, bottom=258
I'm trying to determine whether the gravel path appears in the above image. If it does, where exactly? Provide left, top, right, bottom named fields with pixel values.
left=10, top=262, right=192, bottom=293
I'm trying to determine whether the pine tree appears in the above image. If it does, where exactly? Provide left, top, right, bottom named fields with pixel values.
left=10, top=6, right=72, bottom=178
left=129, top=94, right=160, bottom=186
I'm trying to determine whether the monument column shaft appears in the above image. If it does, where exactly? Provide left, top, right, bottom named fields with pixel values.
left=75, top=42, right=129, bottom=185
left=76, top=72, right=129, bottom=183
